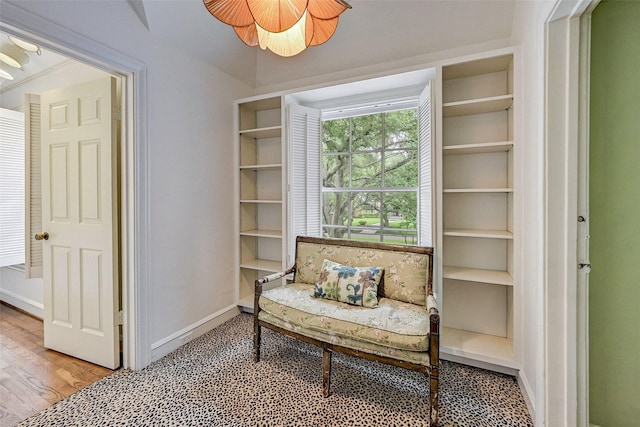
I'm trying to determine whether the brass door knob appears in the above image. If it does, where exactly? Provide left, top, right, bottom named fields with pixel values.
left=35, top=232, right=49, bottom=241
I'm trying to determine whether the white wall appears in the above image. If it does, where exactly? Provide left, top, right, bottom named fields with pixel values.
left=510, top=1, right=558, bottom=425
left=1, top=0, right=253, bottom=359
left=0, top=267, right=43, bottom=317
left=254, top=0, right=515, bottom=93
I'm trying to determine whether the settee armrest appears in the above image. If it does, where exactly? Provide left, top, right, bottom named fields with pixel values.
left=255, top=266, right=296, bottom=287
left=426, top=293, right=439, bottom=318
left=255, top=266, right=296, bottom=298
left=426, top=293, right=440, bottom=330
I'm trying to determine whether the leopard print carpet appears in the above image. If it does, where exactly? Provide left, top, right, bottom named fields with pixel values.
left=18, top=313, right=532, bottom=426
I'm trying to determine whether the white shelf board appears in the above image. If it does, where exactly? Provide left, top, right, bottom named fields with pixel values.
left=239, top=229, right=283, bottom=238
left=444, top=229, right=513, bottom=239
left=239, top=126, right=281, bottom=139
left=239, top=199, right=283, bottom=204
left=240, top=97, right=281, bottom=111
left=443, top=95, right=513, bottom=117
left=443, top=55, right=513, bottom=80
left=441, top=326, right=515, bottom=366
left=443, top=188, right=513, bottom=193
left=238, top=295, right=254, bottom=309
left=239, top=163, right=282, bottom=170
left=240, top=259, right=282, bottom=272
left=443, top=266, right=513, bottom=286
left=443, top=141, right=513, bottom=155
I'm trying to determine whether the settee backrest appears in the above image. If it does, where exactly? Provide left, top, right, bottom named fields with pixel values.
left=293, top=236, right=433, bottom=307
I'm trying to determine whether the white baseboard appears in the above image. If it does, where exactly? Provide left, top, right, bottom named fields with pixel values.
left=440, top=352, right=519, bottom=376
left=0, top=288, right=44, bottom=318
left=590, top=424, right=603, bottom=427
left=150, top=304, right=241, bottom=362
left=518, top=371, right=535, bottom=423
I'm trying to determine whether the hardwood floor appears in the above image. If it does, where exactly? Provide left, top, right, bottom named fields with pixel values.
left=0, top=303, right=113, bottom=427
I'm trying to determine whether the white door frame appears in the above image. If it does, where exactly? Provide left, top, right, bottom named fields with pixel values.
left=544, top=0, right=598, bottom=425
left=0, top=2, right=151, bottom=370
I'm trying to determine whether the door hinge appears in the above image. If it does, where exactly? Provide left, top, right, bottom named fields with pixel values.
left=112, top=106, right=122, bottom=121
left=118, top=310, right=124, bottom=325
left=578, top=263, right=591, bottom=272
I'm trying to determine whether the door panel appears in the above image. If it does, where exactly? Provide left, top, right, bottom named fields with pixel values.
left=51, top=245, right=71, bottom=325
left=50, top=143, right=70, bottom=221
left=41, top=77, right=119, bottom=369
left=79, top=140, right=101, bottom=222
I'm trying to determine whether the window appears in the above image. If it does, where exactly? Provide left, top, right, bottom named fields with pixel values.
left=321, top=109, right=419, bottom=244
left=0, top=108, right=26, bottom=267
left=288, top=79, right=432, bottom=261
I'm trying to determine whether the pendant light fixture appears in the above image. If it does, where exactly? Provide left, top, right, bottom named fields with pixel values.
left=0, top=63, right=14, bottom=80
left=9, top=36, right=41, bottom=55
left=0, top=43, right=30, bottom=69
left=203, top=0, right=351, bottom=57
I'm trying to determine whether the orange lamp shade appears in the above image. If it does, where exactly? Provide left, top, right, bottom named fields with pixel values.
left=204, top=0, right=351, bottom=57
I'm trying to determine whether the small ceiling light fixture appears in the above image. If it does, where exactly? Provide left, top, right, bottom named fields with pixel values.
left=0, top=63, right=14, bottom=80
left=203, top=0, right=352, bottom=57
left=0, top=43, right=30, bottom=69
left=9, top=36, right=42, bottom=55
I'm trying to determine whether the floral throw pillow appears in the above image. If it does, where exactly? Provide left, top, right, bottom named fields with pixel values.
left=311, top=259, right=383, bottom=308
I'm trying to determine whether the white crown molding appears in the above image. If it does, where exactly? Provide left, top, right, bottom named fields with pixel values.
left=0, top=59, right=72, bottom=94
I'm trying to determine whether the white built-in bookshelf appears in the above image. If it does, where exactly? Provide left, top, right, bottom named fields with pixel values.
left=438, top=52, right=518, bottom=369
left=233, top=53, right=519, bottom=371
left=236, top=95, right=287, bottom=310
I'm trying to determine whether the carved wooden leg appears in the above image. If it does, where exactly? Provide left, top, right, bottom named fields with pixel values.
left=322, top=348, right=332, bottom=397
left=254, top=279, right=262, bottom=363
left=429, top=368, right=439, bottom=426
left=253, top=322, right=261, bottom=363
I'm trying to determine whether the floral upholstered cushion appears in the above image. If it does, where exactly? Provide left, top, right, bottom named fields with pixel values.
left=258, top=311, right=430, bottom=365
left=312, top=259, right=382, bottom=308
left=295, top=241, right=429, bottom=306
left=260, top=282, right=431, bottom=352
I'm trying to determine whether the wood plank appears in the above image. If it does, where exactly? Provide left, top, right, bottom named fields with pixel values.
left=0, top=303, right=113, bottom=424
left=0, top=381, right=36, bottom=421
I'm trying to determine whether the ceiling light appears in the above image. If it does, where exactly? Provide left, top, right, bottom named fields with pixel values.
left=203, top=0, right=351, bottom=57
left=0, top=63, right=14, bottom=80
left=0, top=43, right=30, bottom=69
left=9, top=36, right=41, bottom=55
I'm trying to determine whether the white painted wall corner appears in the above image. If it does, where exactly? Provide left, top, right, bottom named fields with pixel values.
left=518, top=370, right=536, bottom=424
left=150, top=304, right=241, bottom=362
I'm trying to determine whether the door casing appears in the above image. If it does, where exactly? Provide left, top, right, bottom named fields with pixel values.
left=0, top=3, right=151, bottom=370
left=544, top=0, right=599, bottom=425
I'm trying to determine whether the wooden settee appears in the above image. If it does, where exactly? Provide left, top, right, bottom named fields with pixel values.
left=253, top=236, right=440, bottom=426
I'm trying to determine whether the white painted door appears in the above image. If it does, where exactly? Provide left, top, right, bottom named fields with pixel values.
left=40, top=77, right=120, bottom=369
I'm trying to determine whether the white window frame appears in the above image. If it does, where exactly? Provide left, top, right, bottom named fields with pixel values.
left=288, top=81, right=433, bottom=261
left=321, top=104, right=420, bottom=244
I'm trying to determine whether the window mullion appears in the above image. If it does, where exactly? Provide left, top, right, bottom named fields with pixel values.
left=381, top=113, right=386, bottom=188
left=380, top=113, right=385, bottom=242
left=348, top=117, right=353, bottom=239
